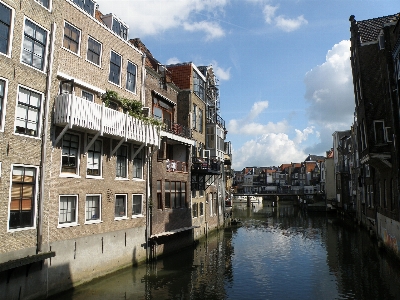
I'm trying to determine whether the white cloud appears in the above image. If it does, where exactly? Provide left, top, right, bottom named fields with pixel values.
left=183, top=21, right=225, bottom=41
left=211, top=61, right=231, bottom=81
left=275, top=15, right=308, bottom=32
left=263, top=4, right=279, bottom=24
left=166, top=57, right=181, bottom=65
left=303, top=40, right=354, bottom=154
left=229, top=119, right=289, bottom=135
left=232, top=133, right=307, bottom=169
left=248, top=101, right=269, bottom=120
left=95, top=0, right=227, bottom=39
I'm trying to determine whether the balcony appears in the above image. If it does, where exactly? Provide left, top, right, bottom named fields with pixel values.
left=191, top=156, right=221, bottom=175
left=166, top=159, right=188, bottom=173
left=54, top=94, right=160, bottom=146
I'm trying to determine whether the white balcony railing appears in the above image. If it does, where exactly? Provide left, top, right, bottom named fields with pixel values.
left=54, top=94, right=160, bottom=146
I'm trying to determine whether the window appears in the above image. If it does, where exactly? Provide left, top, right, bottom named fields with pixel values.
left=115, top=194, right=127, bottom=219
left=87, top=36, right=101, bottom=66
left=15, top=86, right=41, bottom=137
left=0, top=78, right=6, bottom=129
left=157, top=180, right=162, bottom=209
left=133, top=146, right=143, bottom=179
left=153, top=97, right=173, bottom=130
left=22, top=19, right=47, bottom=71
left=85, top=195, right=100, bottom=222
left=165, top=181, right=171, bottom=208
left=59, top=195, right=77, bottom=225
left=193, top=71, right=205, bottom=100
left=72, top=0, right=94, bottom=16
left=116, top=145, right=128, bottom=178
left=61, top=133, right=79, bottom=175
left=192, top=203, right=198, bottom=218
left=132, top=194, right=142, bottom=216
left=9, top=166, right=37, bottom=229
left=0, top=2, right=12, bottom=55
left=112, top=18, right=127, bottom=40
left=36, top=0, right=50, bottom=9
left=126, top=61, right=136, bottom=92
left=198, top=109, right=203, bottom=133
left=87, top=138, right=102, bottom=176
left=206, top=127, right=215, bottom=149
left=109, top=51, right=121, bottom=85
left=200, top=202, right=204, bottom=216
left=82, top=90, right=94, bottom=102
left=192, top=104, right=197, bottom=129
left=166, top=181, right=185, bottom=208
left=63, top=22, right=80, bottom=54
left=374, top=120, right=385, bottom=144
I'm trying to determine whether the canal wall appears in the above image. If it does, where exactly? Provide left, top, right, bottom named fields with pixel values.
left=1, top=226, right=147, bottom=299
left=377, top=213, right=400, bottom=259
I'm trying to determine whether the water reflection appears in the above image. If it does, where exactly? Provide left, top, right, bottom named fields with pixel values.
left=51, top=201, right=400, bottom=300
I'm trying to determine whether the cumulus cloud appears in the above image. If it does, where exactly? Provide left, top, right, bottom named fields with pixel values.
left=263, top=4, right=279, bottom=24
left=275, top=15, right=308, bottom=32
left=248, top=101, right=269, bottom=120
left=183, top=21, right=225, bottom=41
left=166, top=57, right=181, bottom=65
left=303, top=40, right=354, bottom=154
left=211, top=60, right=231, bottom=81
left=233, top=134, right=307, bottom=168
left=229, top=119, right=289, bottom=135
left=95, top=0, right=227, bottom=39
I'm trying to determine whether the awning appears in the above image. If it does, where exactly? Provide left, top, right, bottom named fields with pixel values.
left=152, top=90, right=176, bottom=106
left=150, top=226, right=199, bottom=239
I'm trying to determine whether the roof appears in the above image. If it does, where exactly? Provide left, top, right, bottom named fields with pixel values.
left=351, top=14, right=399, bottom=44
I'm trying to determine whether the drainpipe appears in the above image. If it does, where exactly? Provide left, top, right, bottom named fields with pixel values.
left=38, top=22, right=56, bottom=253
left=141, top=54, right=146, bottom=106
left=146, top=145, right=158, bottom=261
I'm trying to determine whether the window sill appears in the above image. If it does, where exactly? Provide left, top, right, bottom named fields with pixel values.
left=132, top=214, right=144, bottom=218
left=125, top=88, right=137, bottom=95
left=86, top=175, right=104, bottom=179
left=85, top=58, right=102, bottom=69
left=13, top=132, right=41, bottom=140
left=8, top=226, right=36, bottom=233
left=20, top=61, right=47, bottom=74
left=62, top=47, right=81, bottom=58
left=84, top=220, right=102, bottom=225
left=115, top=177, right=129, bottom=181
left=114, top=216, right=128, bottom=221
left=60, top=173, right=81, bottom=178
left=57, top=223, right=79, bottom=228
left=132, top=178, right=144, bottom=182
left=108, top=80, right=121, bottom=89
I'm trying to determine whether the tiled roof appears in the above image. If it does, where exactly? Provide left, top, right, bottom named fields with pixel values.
left=356, top=14, right=399, bottom=43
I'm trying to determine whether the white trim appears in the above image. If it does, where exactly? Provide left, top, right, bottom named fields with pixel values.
left=115, top=144, right=129, bottom=179
left=7, top=164, right=39, bottom=232
left=57, top=71, right=106, bottom=94
left=84, top=194, right=102, bottom=224
left=86, top=136, right=103, bottom=178
left=108, top=50, right=122, bottom=87
left=60, top=131, right=81, bottom=177
left=125, top=60, right=137, bottom=94
left=20, top=16, right=49, bottom=73
left=13, top=84, right=44, bottom=139
left=0, top=76, right=9, bottom=132
left=34, top=0, right=52, bottom=12
left=114, top=194, right=128, bottom=220
left=62, top=20, right=82, bottom=57
left=58, top=194, right=79, bottom=227
left=86, top=35, right=102, bottom=68
left=0, top=0, right=14, bottom=58
left=132, top=194, right=143, bottom=217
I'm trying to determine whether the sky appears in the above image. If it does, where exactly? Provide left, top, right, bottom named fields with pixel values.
left=95, top=0, right=400, bottom=170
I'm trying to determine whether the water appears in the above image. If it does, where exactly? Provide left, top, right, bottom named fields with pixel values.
left=52, top=201, right=400, bottom=300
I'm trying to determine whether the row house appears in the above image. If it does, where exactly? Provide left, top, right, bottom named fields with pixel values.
left=167, top=62, right=226, bottom=240
left=0, top=0, right=231, bottom=298
left=349, top=13, right=400, bottom=256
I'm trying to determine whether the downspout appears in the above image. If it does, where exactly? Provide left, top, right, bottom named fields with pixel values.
left=38, top=22, right=56, bottom=253
left=146, top=145, right=158, bottom=261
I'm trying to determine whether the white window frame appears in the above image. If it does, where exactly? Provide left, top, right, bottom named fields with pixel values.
left=58, top=195, right=78, bottom=227
left=0, top=0, right=14, bottom=57
left=0, top=76, right=9, bottom=132
left=14, top=85, right=43, bottom=139
left=115, top=194, right=128, bottom=220
left=35, top=0, right=52, bottom=11
left=86, top=137, right=103, bottom=178
left=60, top=132, right=80, bottom=177
left=62, top=21, right=81, bottom=55
left=116, top=144, right=128, bottom=179
left=85, top=194, right=102, bottom=224
left=108, top=50, right=122, bottom=86
left=8, top=164, right=38, bottom=232
left=86, top=36, right=102, bottom=67
left=132, top=146, right=143, bottom=180
left=126, top=60, right=137, bottom=93
left=70, top=0, right=95, bottom=16
left=20, top=17, right=48, bottom=72
left=81, top=90, right=94, bottom=102
left=132, top=194, right=143, bottom=217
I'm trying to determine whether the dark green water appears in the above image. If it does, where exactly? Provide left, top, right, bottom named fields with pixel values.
left=53, top=201, right=400, bottom=300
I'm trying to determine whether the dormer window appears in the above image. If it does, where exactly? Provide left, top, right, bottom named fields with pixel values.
left=112, top=18, right=128, bottom=40
left=72, top=0, right=94, bottom=16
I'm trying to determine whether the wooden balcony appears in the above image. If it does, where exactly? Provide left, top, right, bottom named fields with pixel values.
left=54, top=94, right=160, bottom=146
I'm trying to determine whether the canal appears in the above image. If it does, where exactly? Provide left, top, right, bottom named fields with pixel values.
left=51, top=201, right=400, bottom=300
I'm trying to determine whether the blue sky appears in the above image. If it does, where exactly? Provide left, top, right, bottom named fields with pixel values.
left=96, top=0, right=400, bottom=170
